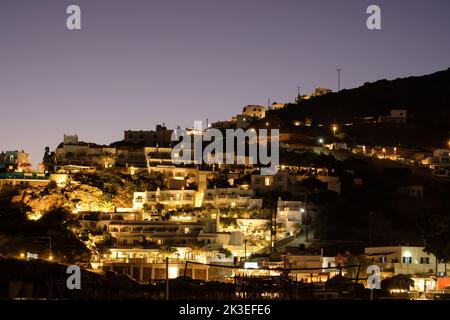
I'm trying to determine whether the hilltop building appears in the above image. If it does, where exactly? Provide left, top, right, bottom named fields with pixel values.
left=311, top=87, right=332, bottom=97
left=123, top=124, right=173, bottom=147
left=54, top=134, right=116, bottom=169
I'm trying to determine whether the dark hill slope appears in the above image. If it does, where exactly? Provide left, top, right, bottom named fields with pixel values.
left=275, top=68, right=450, bottom=128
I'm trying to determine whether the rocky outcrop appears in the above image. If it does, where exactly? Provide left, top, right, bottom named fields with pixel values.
left=10, top=183, right=131, bottom=214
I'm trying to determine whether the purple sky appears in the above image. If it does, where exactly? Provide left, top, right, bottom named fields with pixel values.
left=1, top=0, right=450, bottom=167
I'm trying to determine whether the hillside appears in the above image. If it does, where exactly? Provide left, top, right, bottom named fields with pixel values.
left=273, top=68, right=450, bottom=129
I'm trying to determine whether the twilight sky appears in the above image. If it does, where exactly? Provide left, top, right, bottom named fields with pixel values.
left=1, top=0, right=450, bottom=167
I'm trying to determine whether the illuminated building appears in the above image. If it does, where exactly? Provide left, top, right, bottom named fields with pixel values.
left=365, top=246, right=448, bottom=278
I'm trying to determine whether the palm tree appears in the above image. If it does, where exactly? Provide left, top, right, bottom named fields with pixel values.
left=158, top=243, right=177, bottom=261
left=138, top=236, right=158, bottom=249
left=187, top=240, right=206, bottom=261
left=99, top=195, right=114, bottom=212
left=101, top=150, right=115, bottom=168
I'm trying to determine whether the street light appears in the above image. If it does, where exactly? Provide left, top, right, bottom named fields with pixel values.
left=302, top=209, right=309, bottom=243
left=332, top=125, right=338, bottom=137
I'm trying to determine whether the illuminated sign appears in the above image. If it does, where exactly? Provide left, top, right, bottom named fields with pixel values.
left=244, top=262, right=258, bottom=269
left=26, top=252, right=38, bottom=260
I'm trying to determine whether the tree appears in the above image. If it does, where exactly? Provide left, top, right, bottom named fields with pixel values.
left=381, top=274, right=414, bottom=291
left=99, top=194, right=114, bottom=212
left=344, top=254, right=369, bottom=279
left=42, top=146, right=55, bottom=173
left=218, top=248, right=232, bottom=258
left=421, top=214, right=450, bottom=263
left=101, top=150, right=115, bottom=168
left=158, top=243, right=177, bottom=259
left=138, top=236, right=158, bottom=249
left=187, top=240, right=206, bottom=260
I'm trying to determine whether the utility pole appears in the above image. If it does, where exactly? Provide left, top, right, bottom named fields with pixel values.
left=304, top=193, right=309, bottom=243
left=436, top=258, right=439, bottom=276
left=244, top=239, right=247, bottom=263
left=165, top=257, right=169, bottom=300
left=305, top=215, right=308, bottom=243
left=337, top=68, right=342, bottom=92
left=296, top=86, right=302, bottom=104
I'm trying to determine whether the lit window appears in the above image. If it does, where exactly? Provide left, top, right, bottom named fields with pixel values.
left=168, top=266, right=178, bottom=279
left=264, top=177, right=271, bottom=186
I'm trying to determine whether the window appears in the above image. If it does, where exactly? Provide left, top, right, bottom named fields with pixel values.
left=265, top=177, right=271, bottom=186
left=379, top=256, right=387, bottom=263
left=420, top=257, right=430, bottom=264
left=402, top=256, right=412, bottom=264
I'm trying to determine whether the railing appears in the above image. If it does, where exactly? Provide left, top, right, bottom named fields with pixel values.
left=0, top=172, right=49, bottom=180
left=273, top=232, right=300, bottom=249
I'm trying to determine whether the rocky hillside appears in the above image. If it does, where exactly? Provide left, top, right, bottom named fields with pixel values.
left=8, top=169, right=162, bottom=215
left=10, top=182, right=131, bottom=215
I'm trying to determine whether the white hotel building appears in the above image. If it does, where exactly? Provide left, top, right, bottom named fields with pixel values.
left=365, top=246, right=448, bottom=277
left=133, top=187, right=262, bottom=210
